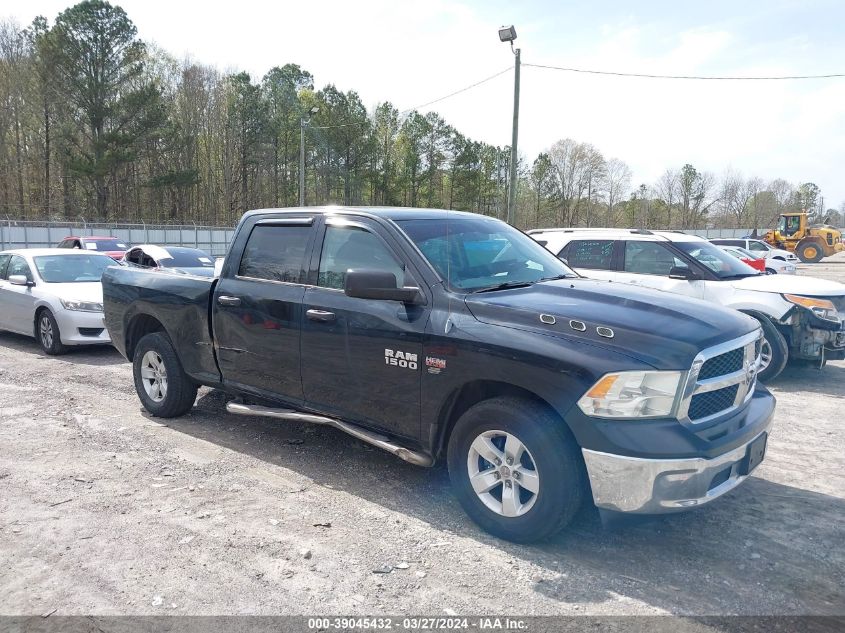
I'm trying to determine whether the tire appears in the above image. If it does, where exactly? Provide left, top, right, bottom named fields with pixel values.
left=765, top=268, right=776, bottom=275
left=132, top=332, right=198, bottom=417
left=36, top=309, right=67, bottom=355
left=447, top=397, right=585, bottom=543
left=797, top=241, right=823, bottom=263
left=753, top=317, right=788, bottom=382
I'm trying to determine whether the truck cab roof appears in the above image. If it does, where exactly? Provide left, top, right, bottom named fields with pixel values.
left=241, top=206, right=482, bottom=223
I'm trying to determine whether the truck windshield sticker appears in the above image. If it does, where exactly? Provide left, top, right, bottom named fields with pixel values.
left=385, top=349, right=418, bottom=370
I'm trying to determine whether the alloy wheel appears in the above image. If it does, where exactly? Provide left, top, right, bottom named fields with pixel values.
left=140, top=350, right=168, bottom=403
left=466, top=430, right=540, bottom=517
left=39, top=315, right=53, bottom=349
left=760, top=338, right=773, bottom=372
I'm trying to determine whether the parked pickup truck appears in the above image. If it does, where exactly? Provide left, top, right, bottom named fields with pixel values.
left=103, top=207, right=775, bottom=542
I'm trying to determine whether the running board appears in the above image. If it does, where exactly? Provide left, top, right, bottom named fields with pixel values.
left=225, top=402, right=433, bottom=467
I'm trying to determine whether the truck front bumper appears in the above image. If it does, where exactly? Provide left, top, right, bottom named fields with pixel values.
left=581, top=392, right=775, bottom=515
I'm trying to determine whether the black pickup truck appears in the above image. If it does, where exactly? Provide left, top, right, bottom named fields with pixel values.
left=103, top=207, right=775, bottom=542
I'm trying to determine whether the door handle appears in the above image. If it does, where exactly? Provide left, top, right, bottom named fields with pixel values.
left=217, top=295, right=241, bottom=307
left=306, top=309, right=336, bottom=323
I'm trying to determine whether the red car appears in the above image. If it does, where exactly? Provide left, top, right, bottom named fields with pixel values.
left=717, top=245, right=766, bottom=272
left=57, top=236, right=129, bottom=260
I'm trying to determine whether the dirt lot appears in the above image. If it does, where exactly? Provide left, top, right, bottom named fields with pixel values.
left=1, top=256, right=844, bottom=618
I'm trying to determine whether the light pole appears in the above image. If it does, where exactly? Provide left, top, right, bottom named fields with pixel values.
left=300, top=106, right=319, bottom=207
left=499, top=25, right=520, bottom=226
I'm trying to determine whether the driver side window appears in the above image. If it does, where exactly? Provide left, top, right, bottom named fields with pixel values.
left=317, top=225, right=405, bottom=290
left=7, top=255, right=33, bottom=281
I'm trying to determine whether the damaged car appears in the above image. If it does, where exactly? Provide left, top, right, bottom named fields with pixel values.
left=530, top=228, right=845, bottom=381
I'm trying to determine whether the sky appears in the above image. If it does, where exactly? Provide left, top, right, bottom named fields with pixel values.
left=4, top=0, right=845, bottom=206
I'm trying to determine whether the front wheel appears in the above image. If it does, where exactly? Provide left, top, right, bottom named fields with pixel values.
left=754, top=317, right=788, bottom=382
left=36, top=309, right=67, bottom=355
left=447, top=397, right=585, bottom=543
left=797, top=242, right=823, bottom=263
left=133, top=332, right=198, bottom=417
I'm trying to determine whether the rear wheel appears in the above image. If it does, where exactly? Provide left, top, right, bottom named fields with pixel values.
left=36, top=309, right=67, bottom=355
left=133, top=332, right=198, bottom=417
left=754, top=317, right=788, bottom=382
left=765, top=268, right=776, bottom=275
left=447, top=397, right=584, bottom=543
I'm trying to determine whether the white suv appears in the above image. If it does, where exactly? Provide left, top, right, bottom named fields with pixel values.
left=529, top=228, right=845, bottom=381
left=709, top=238, right=799, bottom=265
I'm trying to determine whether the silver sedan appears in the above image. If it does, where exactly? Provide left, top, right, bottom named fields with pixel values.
left=0, top=248, right=115, bottom=354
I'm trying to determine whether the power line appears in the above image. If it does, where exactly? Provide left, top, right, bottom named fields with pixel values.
left=400, top=66, right=513, bottom=114
left=305, top=66, right=513, bottom=130
left=523, top=62, right=845, bottom=80
left=310, top=121, right=366, bottom=129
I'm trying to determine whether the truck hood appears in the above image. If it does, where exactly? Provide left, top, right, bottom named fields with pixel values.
left=729, top=274, right=845, bottom=297
left=464, top=278, right=758, bottom=370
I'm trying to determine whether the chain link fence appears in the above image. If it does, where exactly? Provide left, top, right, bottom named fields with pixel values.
left=0, top=219, right=768, bottom=256
left=0, top=219, right=236, bottom=256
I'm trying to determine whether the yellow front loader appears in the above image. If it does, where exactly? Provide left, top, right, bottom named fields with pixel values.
left=764, top=212, right=844, bottom=263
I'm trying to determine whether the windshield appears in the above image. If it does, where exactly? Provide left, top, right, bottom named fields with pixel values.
left=159, top=248, right=215, bottom=268
left=34, top=254, right=114, bottom=283
left=397, top=217, right=575, bottom=292
left=674, top=241, right=760, bottom=278
left=83, top=238, right=127, bottom=251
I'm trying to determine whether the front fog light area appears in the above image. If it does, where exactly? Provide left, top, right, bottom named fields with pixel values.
left=577, top=371, right=682, bottom=419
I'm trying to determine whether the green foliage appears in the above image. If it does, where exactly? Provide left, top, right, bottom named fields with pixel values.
left=0, top=2, right=832, bottom=229
left=44, top=0, right=165, bottom=216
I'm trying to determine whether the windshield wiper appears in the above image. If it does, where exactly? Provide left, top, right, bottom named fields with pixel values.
left=537, top=274, right=571, bottom=282
left=472, top=280, right=536, bottom=293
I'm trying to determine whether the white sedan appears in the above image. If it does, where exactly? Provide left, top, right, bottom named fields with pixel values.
left=0, top=248, right=115, bottom=354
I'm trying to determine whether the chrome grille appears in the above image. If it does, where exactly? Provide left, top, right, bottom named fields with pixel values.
left=698, top=348, right=743, bottom=380
left=689, top=385, right=739, bottom=419
left=678, top=331, right=763, bottom=424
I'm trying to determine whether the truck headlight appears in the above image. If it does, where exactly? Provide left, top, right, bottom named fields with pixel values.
left=783, top=294, right=839, bottom=322
left=60, top=299, right=104, bottom=313
left=577, top=371, right=682, bottom=419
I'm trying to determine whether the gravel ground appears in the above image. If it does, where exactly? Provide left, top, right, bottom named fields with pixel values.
left=1, top=255, right=844, bottom=617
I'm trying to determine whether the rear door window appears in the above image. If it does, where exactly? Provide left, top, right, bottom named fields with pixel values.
left=623, top=241, right=685, bottom=276
left=0, top=254, right=10, bottom=278
left=565, top=240, right=615, bottom=270
left=238, top=224, right=311, bottom=283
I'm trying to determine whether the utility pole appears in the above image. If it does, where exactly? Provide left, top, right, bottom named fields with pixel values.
left=498, top=25, right=520, bottom=226
left=299, top=118, right=306, bottom=207
left=299, top=106, right=319, bottom=207
left=507, top=47, right=520, bottom=226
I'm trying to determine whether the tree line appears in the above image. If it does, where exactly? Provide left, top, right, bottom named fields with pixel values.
left=1, top=1, right=841, bottom=229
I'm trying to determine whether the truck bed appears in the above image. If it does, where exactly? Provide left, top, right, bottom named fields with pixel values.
left=102, top=265, right=221, bottom=385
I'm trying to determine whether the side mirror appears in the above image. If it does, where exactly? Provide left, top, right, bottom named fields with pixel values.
left=668, top=266, right=698, bottom=281
left=8, top=275, right=33, bottom=287
left=344, top=269, right=423, bottom=304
